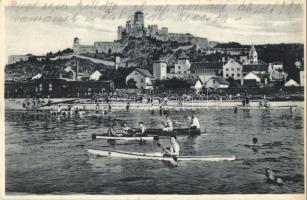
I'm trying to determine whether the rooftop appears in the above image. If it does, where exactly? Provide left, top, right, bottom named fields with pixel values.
left=190, top=62, right=224, bottom=71
left=135, top=68, right=153, bottom=78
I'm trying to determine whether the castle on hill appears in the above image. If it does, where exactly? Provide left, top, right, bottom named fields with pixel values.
left=73, top=11, right=209, bottom=55
left=118, top=11, right=209, bottom=48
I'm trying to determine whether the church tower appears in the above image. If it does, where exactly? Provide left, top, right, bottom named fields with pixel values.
left=249, top=45, right=258, bottom=64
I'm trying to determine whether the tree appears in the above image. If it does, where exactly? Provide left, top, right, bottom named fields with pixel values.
left=127, top=78, right=137, bottom=88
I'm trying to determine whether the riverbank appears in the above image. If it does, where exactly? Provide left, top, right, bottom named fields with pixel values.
left=5, top=98, right=304, bottom=111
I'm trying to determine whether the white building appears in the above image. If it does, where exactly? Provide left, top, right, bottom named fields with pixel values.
left=244, top=72, right=261, bottom=82
left=205, top=77, right=229, bottom=89
left=174, top=54, right=191, bottom=75
left=222, top=58, right=243, bottom=80
left=153, top=60, right=167, bottom=80
left=284, top=79, right=300, bottom=87
left=89, top=70, right=102, bottom=81
left=191, top=79, right=204, bottom=94
left=126, top=68, right=154, bottom=89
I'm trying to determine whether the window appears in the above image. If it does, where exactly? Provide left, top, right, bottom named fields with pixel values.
left=226, top=74, right=229, bottom=77
left=184, top=71, right=186, bottom=74
left=213, top=80, right=216, bottom=83
left=237, top=68, right=240, bottom=71
left=135, top=72, right=138, bottom=75
left=48, top=84, right=52, bottom=91
left=231, top=74, right=234, bottom=77
left=39, top=84, right=43, bottom=91
left=231, top=68, right=234, bottom=71
left=237, top=73, right=240, bottom=77
left=141, top=78, right=143, bottom=83
left=226, top=68, right=229, bottom=71
left=178, top=66, right=181, bottom=69
left=178, top=71, right=181, bottom=74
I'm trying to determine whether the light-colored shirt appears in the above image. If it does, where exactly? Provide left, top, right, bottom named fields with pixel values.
left=166, top=119, right=173, bottom=130
left=169, top=142, right=180, bottom=156
left=139, top=125, right=146, bottom=134
left=191, top=117, right=200, bottom=129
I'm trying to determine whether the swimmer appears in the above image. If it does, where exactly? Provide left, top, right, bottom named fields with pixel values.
left=265, top=169, right=284, bottom=185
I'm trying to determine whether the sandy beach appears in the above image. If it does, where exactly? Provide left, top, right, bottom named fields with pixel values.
left=5, top=98, right=304, bottom=111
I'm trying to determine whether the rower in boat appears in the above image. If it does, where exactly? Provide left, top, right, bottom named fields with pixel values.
left=121, top=122, right=134, bottom=135
left=163, top=136, right=180, bottom=157
left=187, top=114, right=200, bottom=129
left=162, top=115, right=173, bottom=132
left=135, top=122, right=146, bottom=136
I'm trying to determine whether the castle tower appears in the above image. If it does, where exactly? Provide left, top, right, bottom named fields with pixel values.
left=153, top=60, right=167, bottom=80
left=134, top=11, right=144, bottom=28
left=73, top=37, right=80, bottom=55
left=117, top=26, right=124, bottom=40
left=249, top=44, right=258, bottom=64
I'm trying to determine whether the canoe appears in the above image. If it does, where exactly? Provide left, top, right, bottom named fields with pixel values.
left=144, top=128, right=201, bottom=136
left=91, top=134, right=157, bottom=141
left=87, top=149, right=236, bottom=162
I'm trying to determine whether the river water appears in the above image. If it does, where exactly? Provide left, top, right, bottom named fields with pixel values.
left=5, top=107, right=304, bottom=194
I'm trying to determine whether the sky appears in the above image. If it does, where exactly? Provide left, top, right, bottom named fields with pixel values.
left=4, top=1, right=305, bottom=58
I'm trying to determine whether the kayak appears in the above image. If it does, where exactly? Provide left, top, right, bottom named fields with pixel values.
left=144, top=128, right=201, bottom=136
left=92, top=134, right=158, bottom=141
left=87, top=149, right=236, bottom=162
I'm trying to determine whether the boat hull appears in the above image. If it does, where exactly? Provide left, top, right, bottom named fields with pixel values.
left=144, top=128, right=201, bottom=136
left=92, top=135, right=156, bottom=141
left=87, top=149, right=236, bottom=161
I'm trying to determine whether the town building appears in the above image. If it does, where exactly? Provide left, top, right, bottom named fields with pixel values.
left=190, top=62, right=224, bottom=83
left=153, top=60, right=167, bottom=80
left=222, top=58, right=243, bottom=81
left=5, top=79, right=114, bottom=98
left=125, top=68, right=154, bottom=89
left=174, top=53, right=191, bottom=75
left=205, top=77, right=229, bottom=89
left=190, top=79, right=204, bottom=94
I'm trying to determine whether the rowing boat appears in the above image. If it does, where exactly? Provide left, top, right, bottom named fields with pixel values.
left=91, top=134, right=157, bottom=141
left=144, top=128, right=201, bottom=136
left=87, top=149, right=236, bottom=161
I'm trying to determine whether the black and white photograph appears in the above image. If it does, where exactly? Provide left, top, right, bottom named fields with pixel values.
left=1, top=0, right=306, bottom=198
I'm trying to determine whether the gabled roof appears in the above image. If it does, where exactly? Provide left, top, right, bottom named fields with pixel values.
left=134, top=68, right=153, bottom=78
left=191, top=62, right=224, bottom=71
left=209, top=77, right=229, bottom=85
left=243, top=63, right=269, bottom=72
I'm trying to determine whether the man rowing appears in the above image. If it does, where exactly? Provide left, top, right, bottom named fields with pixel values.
left=135, top=122, right=146, bottom=136
left=187, top=114, right=200, bottom=129
left=162, top=115, right=173, bottom=132
left=121, top=122, right=134, bottom=135
left=163, top=136, right=180, bottom=157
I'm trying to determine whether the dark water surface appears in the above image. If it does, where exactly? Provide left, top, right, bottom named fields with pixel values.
left=5, top=108, right=304, bottom=194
